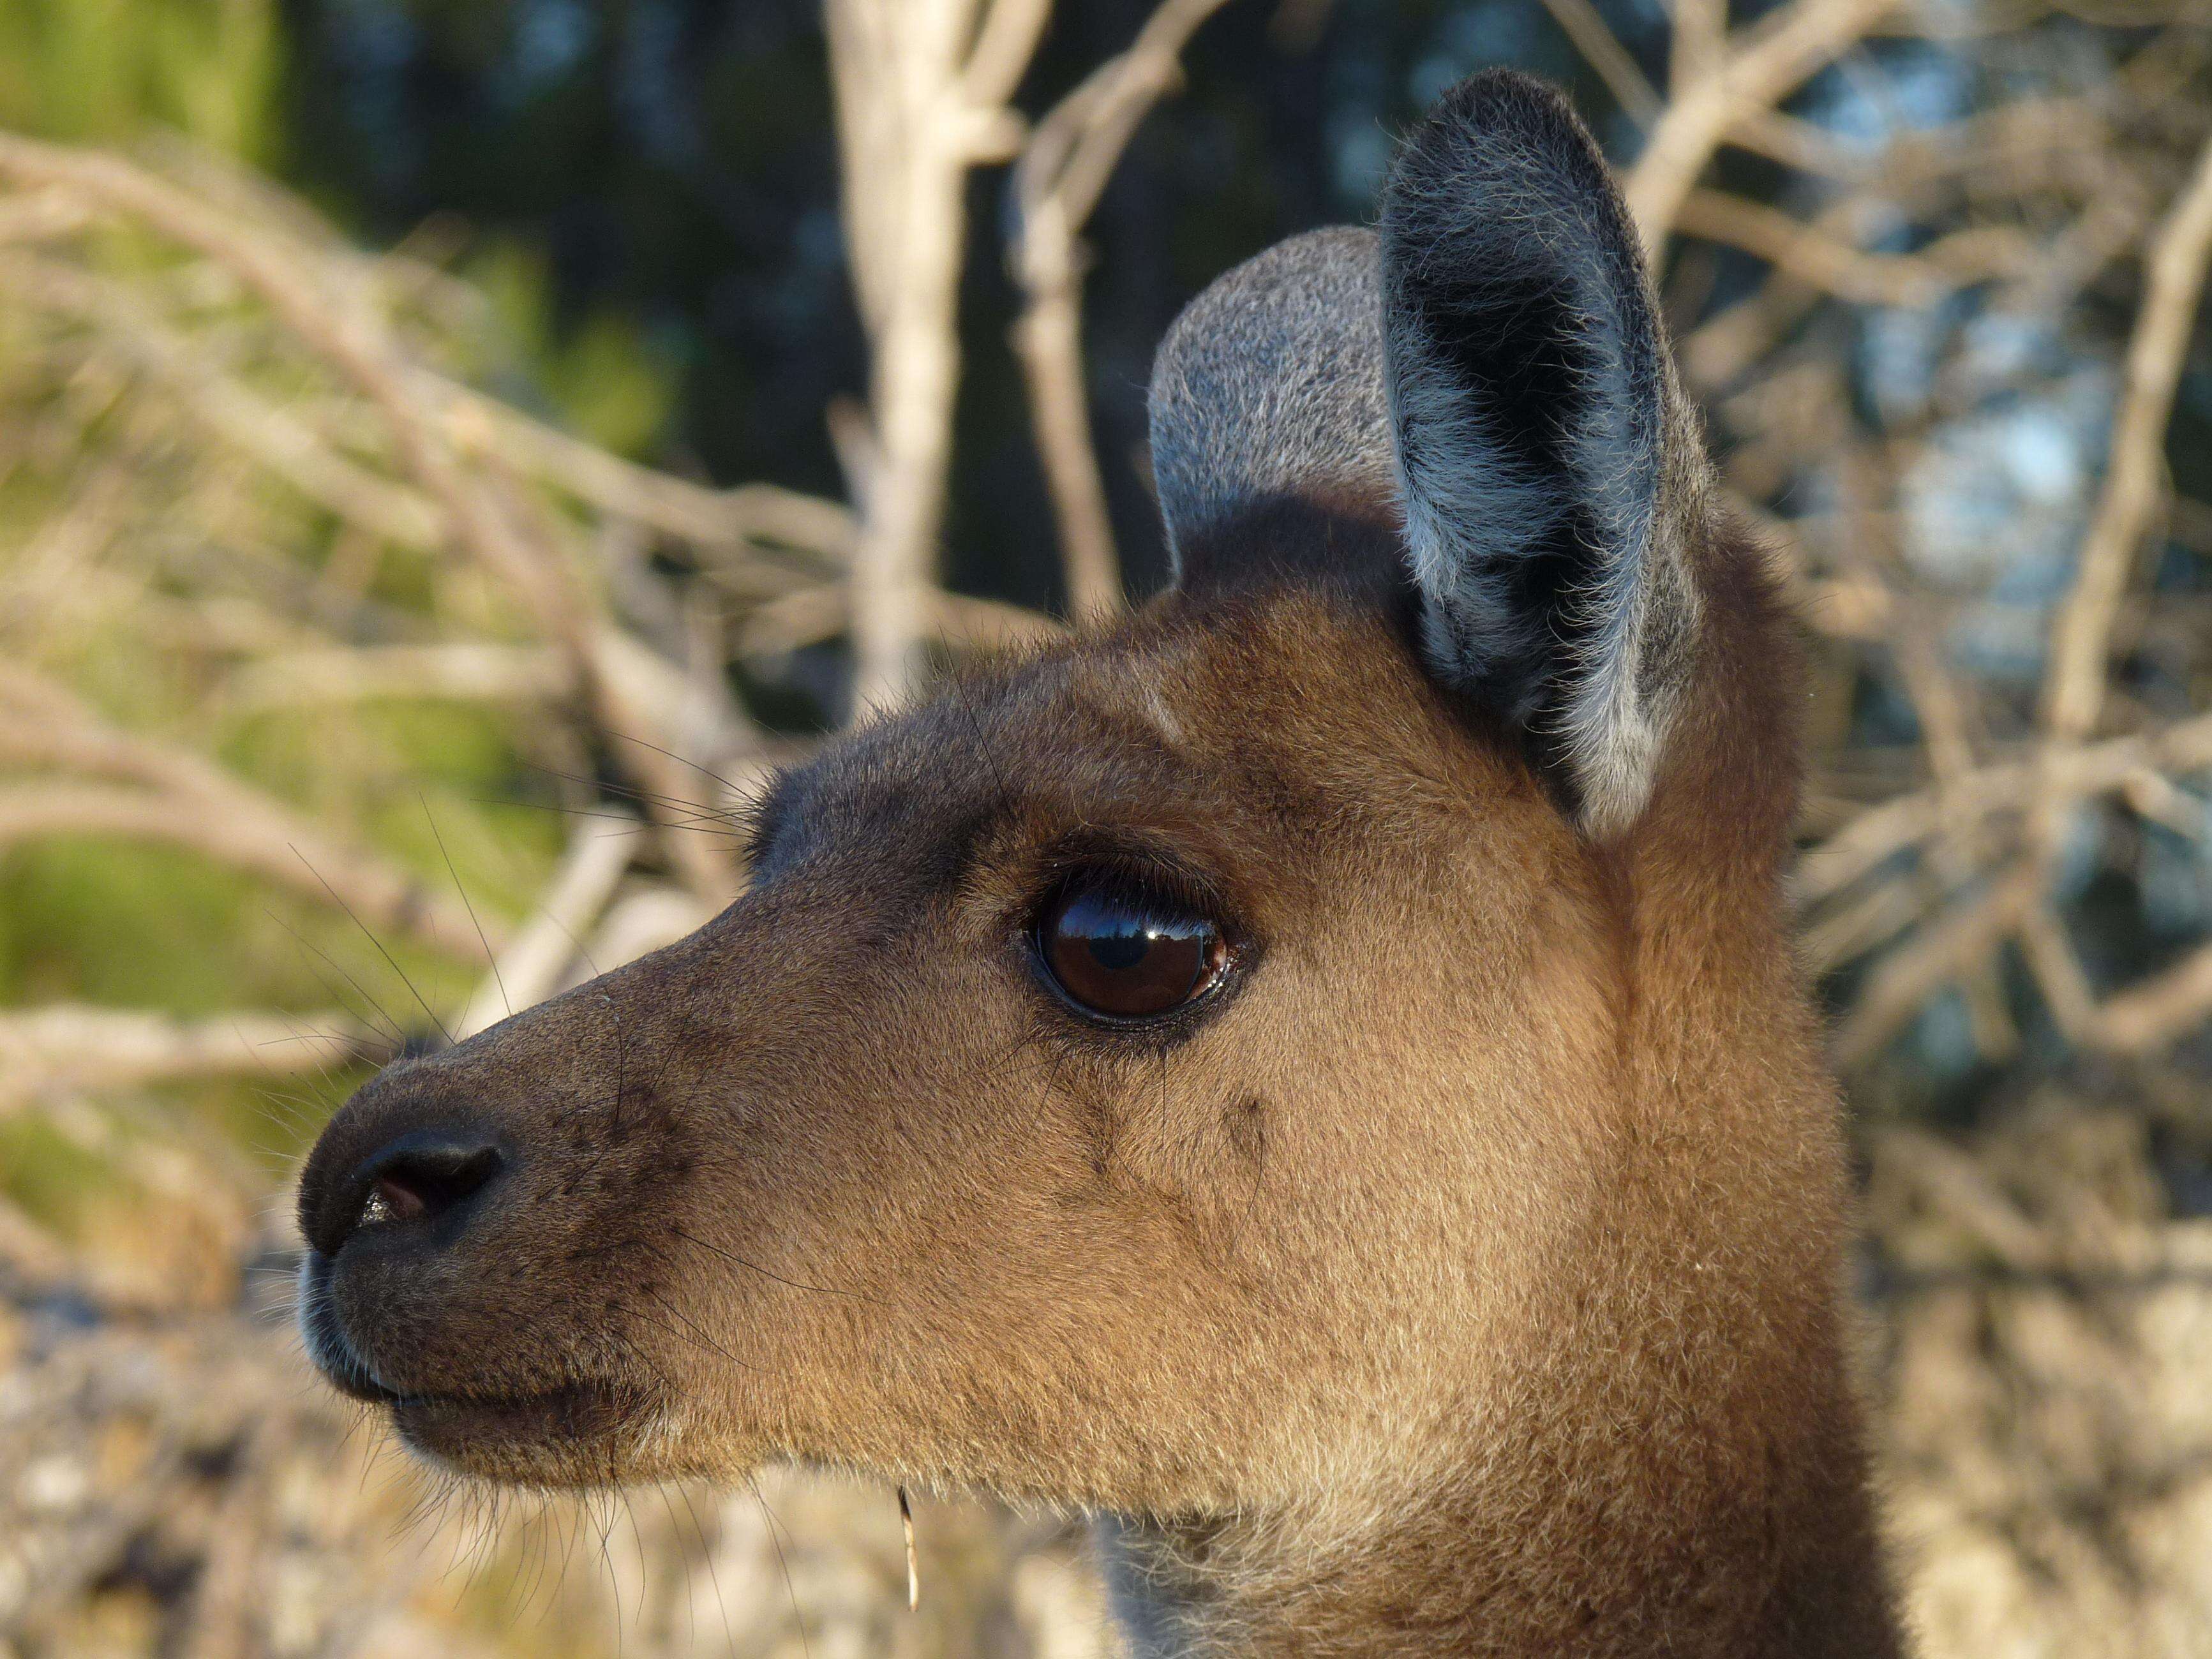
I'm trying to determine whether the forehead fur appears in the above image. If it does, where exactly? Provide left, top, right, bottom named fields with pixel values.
left=773, top=585, right=1541, bottom=891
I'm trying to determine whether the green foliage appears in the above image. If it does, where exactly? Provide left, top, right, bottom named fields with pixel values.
left=467, top=239, right=677, bottom=458
left=0, top=833, right=470, bottom=1024
left=0, top=1112, right=114, bottom=1231
left=0, top=0, right=281, bottom=159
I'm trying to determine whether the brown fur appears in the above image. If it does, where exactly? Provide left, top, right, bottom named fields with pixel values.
left=298, top=78, right=1905, bottom=1658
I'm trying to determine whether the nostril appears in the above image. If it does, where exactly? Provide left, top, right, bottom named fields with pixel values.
left=345, top=1134, right=505, bottom=1244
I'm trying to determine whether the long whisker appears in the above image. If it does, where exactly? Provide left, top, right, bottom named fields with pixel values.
left=290, top=847, right=455, bottom=1046
left=520, top=757, right=745, bottom=831
left=750, top=1474, right=814, bottom=1659
left=666, top=1222, right=887, bottom=1306
left=424, top=795, right=509, bottom=1020
left=267, top=909, right=407, bottom=1047
left=678, top=1484, right=742, bottom=1659
left=634, top=1287, right=761, bottom=1373
left=602, top=727, right=749, bottom=801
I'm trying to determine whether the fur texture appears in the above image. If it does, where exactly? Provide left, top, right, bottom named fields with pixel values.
left=1148, top=227, right=1394, bottom=568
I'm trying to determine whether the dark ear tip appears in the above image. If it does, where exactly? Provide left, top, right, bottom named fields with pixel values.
left=1428, top=66, right=1581, bottom=123
left=1382, top=70, right=1617, bottom=214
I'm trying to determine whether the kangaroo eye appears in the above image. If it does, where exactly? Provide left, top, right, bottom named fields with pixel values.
left=1036, top=883, right=1229, bottom=1022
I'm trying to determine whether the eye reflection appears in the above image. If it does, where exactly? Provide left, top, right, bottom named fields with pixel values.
left=1037, top=884, right=1227, bottom=1021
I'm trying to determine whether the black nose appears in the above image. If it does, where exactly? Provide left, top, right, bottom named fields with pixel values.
left=310, top=1128, right=507, bottom=1256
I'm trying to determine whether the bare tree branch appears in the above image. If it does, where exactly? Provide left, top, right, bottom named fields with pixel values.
left=0, top=133, right=751, bottom=902
left=0, top=664, right=497, bottom=954
left=1010, top=0, right=1234, bottom=623
left=830, top=0, right=1045, bottom=710
left=1541, top=0, right=1664, bottom=126
left=2040, top=128, right=2212, bottom=745
left=0, top=1006, right=383, bottom=1115
left=1627, top=0, right=1904, bottom=252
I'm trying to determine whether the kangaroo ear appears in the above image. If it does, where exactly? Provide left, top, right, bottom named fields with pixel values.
left=1382, top=70, right=1701, bottom=835
left=1147, top=227, right=1402, bottom=591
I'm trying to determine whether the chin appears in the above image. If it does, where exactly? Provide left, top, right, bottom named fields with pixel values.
left=386, top=1379, right=677, bottom=1485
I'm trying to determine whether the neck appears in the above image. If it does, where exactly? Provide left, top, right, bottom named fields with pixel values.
left=1099, top=1304, right=1897, bottom=1657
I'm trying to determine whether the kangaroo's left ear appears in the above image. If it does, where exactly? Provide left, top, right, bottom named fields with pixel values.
left=1382, top=70, right=1704, bottom=836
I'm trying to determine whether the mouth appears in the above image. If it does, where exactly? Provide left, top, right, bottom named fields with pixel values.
left=297, top=1251, right=659, bottom=1478
left=297, top=1249, right=401, bottom=1404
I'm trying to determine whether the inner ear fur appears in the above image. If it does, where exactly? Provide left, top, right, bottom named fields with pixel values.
left=1380, top=69, right=1704, bottom=836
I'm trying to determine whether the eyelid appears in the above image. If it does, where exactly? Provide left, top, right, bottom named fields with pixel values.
left=1030, top=835, right=1236, bottom=928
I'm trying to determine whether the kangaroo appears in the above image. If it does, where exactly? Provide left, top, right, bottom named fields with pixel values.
left=297, top=72, right=1903, bottom=1657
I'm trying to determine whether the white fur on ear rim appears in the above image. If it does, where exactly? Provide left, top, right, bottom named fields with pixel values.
left=1380, top=70, right=1700, bottom=835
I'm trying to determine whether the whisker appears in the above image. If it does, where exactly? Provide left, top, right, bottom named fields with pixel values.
left=603, top=728, right=750, bottom=802
left=290, top=846, right=456, bottom=1046
left=632, top=1289, right=762, bottom=1374
left=424, top=795, right=509, bottom=1018
left=519, top=757, right=745, bottom=831
left=750, top=1474, right=814, bottom=1659
left=267, top=909, right=407, bottom=1048
left=681, top=1482, right=744, bottom=1659
left=665, top=1222, right=887, bottom=1306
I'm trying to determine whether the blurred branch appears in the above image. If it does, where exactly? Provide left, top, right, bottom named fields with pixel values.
left=0, top=135, right=586, bottom=644
left=962, top=0, right=1056, bottom=110
left=1010, top=0, right=1234, bottom=623
left=0, top=131, right=754, bottom=903
left=1668, top=0, right=1730, bottom=98
left=1832, top=863, right=2042, bottom=1068
left=453, top=817, right=639, bottom=1043
left=1962, top=126, right=2212, bottom=1057
left=11, top=255, right=447, bottom=551
left=415, top=373, right=856, bottom=567
left=1807, top=704, right=2212, bottom=1062
left=222, top=644, right=573, bottom=712
left=0, top=1006, right=382, bottom=1115
left=738, top=581, right=1065, bottom=660
left=0, top=664, right=495, bottom=955
left=1799, top=711, right=2212, bottom=908
left=1629, top=0, right=1904, bottom=252
left=2088, top=939, right=2212, bottom=1053
left=1543, top=0, right=1664, bottom=126
left=1013, top=0, right=1238, bottom=628
left=828, top=0, right=1045, bottom=710
left=1675, top=190, right=2029, bottom=305
left=2040, top=128, right=2212, bottom=745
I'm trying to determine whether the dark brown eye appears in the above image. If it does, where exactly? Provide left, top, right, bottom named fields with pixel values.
left=1037, top=884, right=1228, bottom=1021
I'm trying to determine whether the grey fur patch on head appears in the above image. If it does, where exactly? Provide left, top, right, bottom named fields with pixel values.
left=1380, top=70, right=1701, bottom=835
left=1147, top=226, right=1398, bottom=575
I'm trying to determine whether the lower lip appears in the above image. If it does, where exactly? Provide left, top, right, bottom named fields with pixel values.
left=392, top=1380, right=639, bottom=1458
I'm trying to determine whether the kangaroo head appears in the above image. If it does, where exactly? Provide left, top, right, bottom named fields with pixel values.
left=300, top=73, right=1897, bottom=1655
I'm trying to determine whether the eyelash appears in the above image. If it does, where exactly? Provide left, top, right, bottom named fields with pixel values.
left=1027, top=842, right=1229, bottom=923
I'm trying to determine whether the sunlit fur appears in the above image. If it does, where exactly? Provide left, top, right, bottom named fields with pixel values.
left=299, top=70, right=1903, bottom=1657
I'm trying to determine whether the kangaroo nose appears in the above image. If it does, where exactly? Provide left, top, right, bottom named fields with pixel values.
left=311, top=1128, right=508, bottom=1256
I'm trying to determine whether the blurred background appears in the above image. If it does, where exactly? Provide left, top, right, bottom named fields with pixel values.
left=1, top=0, right=2210, bottom=1654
